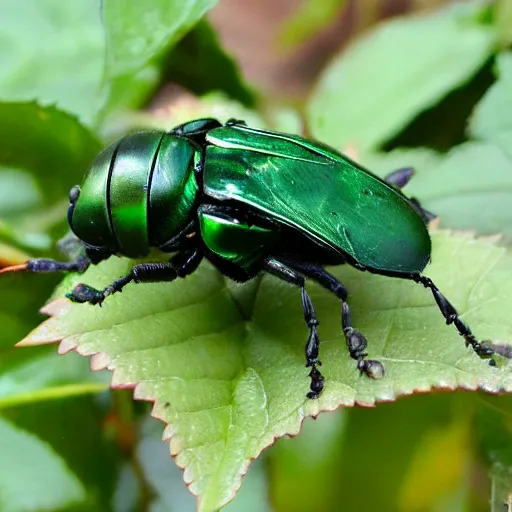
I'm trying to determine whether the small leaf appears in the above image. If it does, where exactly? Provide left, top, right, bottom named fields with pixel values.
left=20, top=231, right=512, bottom=510
left=470, top=51, right=512, bottom=148
left=0, top=416, right=87, bottom=511
left=308, top=1, right=497, bottom=152
left=103, top=0, right=218, bottom=79
left=0, top=102, right=101, bottom=203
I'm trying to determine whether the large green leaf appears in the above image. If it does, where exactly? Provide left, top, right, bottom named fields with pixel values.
left=470, top=51, right=512, bottom=148
left=19, top=231, right=512, bottom=511
left=0, top=416, right=86, bottom=511
left=0, top=0, right=105, bottom=126
left=103, top=0, right=218, bottom=79
left=307, top=1, right=497, bottom=152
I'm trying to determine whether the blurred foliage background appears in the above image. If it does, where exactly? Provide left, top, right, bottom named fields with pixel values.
left=0, top=0, right=512, bottom=511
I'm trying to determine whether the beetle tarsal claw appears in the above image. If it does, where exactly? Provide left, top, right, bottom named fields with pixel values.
left=66, top=284, right=105, bottom=306
left=358, top=360, right=386, bottom=379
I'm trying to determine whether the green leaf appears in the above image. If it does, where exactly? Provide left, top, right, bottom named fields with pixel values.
left=164, top=20, right=254, bottom=107
left=0, top=102, right=100, bottom=205
left=0, top=0, right=105, bottom=126
left=307, top=1, right=497, bottom=152
left=0, top=348, right=108, bottom=409
left=5, top=394, right=121, bottom=511
left=20, top=231, right=512, bottom=510
left=0, top=416, right=87, bottom=511
left=470, top=52, right=512, bottom=148
left=103, top=0, right=218, bottom=79
left=361, top=142, right=512, bottom=242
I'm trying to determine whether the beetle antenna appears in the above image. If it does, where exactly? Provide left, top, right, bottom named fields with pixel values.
left=1, top=257, right=90, bottom=275
left=0, top=263, right=29, bottom=274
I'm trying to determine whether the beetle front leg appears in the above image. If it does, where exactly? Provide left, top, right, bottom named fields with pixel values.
left=264, top=258, right=325, bottom=399
left=68, top=249, right=203, bottom=306
left=413, top=274, right=496, bottom=361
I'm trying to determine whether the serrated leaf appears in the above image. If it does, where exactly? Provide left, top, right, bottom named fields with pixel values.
left=470, top=51, right=512, bottom=148
left=307, top=1, right=497, bottom=152
left=103, top=0, right=218, bottom=79
left=0, top=416, right=87, bottom=511
left=19, top=231, right=512, bottom=510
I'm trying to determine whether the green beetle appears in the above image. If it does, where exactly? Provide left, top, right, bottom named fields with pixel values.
left=1, top=118, right=496, bottom=398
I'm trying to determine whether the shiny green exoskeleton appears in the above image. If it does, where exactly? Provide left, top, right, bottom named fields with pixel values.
left=2, top=118, right=497, bottom=399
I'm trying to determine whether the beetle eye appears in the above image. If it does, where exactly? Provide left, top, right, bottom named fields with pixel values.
left=69, top=185, right=81, bottom=203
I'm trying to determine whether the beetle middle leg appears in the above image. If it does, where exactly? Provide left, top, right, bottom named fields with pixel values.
left=68, top=249, right=203, bottom=306
left=282, top=260, right=385, bottom=381
left=264, top=258, right=325, bottom=399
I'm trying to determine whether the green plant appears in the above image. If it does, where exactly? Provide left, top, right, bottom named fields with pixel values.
left=1, top=1, right=512, bottom=511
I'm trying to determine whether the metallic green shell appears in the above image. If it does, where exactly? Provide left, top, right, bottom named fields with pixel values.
left=198, top=206, right=277, bottom=271
left=149, top=136, right=198, bottom=247
left=203, top=125, right=431, bottom=274
left=70, top=141, right=117, bottom=249
left=109, top=132, right=163, bottom=257
left=70, top=132, right=198, bottom=257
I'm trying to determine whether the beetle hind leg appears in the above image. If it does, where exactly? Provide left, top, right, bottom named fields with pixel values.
left=413, top=274, right=496, bottom=361
left=285, top=261, right=385, bottom=380
left=264, top=258, right=325, bottom=399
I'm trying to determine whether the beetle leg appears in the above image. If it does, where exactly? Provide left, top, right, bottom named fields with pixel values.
left=413, top=274, right=496, bottom=361
left=0, top=257, right=90, bottom=275
left=264, top=258, right=325, bottom=399
left=384, top=167, right=436, bottom=222
left=282, top=261, right=385, bottom=380
left=68, top=249, right=203, bottom=306
left=384, top=167, right=415, bottom=189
